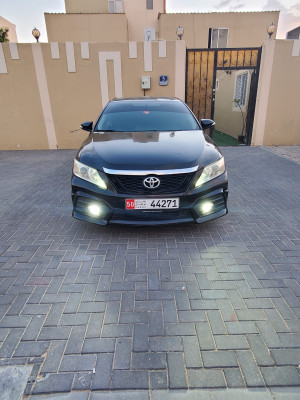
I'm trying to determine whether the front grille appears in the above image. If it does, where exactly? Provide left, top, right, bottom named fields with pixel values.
left=111, top=208, right=193, bottom=222
left=108, top=173, right=195, bottom=194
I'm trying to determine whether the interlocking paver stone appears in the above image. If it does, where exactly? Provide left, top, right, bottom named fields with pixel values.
left=261, top=367, right=300, bottom=387
left=111, top=370, right=148, bottom=389
left=32, top=373, right=74, bottom=394
left=236, top=351, right=265, bottom=387
left=65, top=325, right=85, bottom=354
left=0, top=148, right=300, bottom=395
left=133, top=323, right=148, bottom=352
left=224, top=368, right=246, bottom=388
left=215, top=335, right=249, bottom=350
left=196, top=322, right=215, bottom=350
left=101, top=323, right=132, bottom=338
left=278, top=333, right=300, bottom=348
left=113, top=338, right=132, bottom=370
left=60, top=354, right=96, bottom=372
left=167, top=352, right=187, bottom=389
left=182, top=336, right=203, bottom=367
left=132, top=352, right=166, bottom=369
left=41, top=340, right=66, bottom=373
left=72, top=372, right=92, bottom=390
left=14, top=341, right=50, bottom=358
left=246, top=335, right=275, bottom=366
left=86, top=313, right=104, bottom=338
left=226, top=321, right=258, bottom=334
left=150, top=371, right=168, bottom=390
left=270, top=349, right=300, bottom=366
left=92, top=353, right=114, bottom=390
left=38, top=326, right=71, bottom=341
left=82, top=338, right=115, bottom=353
left=149, top=337, right=182, bottom=352
left=188, top=369, right=226, bottom=388
left=256, top=321, right=282, bottom=348
left=202, top=350, right=238, bottom=368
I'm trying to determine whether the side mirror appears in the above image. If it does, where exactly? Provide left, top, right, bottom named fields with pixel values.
left=81, top=121, right=93, bottom=132
left=201, top=119, right=215, bottom=131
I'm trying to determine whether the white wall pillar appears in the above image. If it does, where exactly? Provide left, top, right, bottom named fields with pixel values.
left=251, top=40, right=276, bottom=146
left=175, top=40, right=186, bottom=101
left=32, top=44, right=57, bottom=149
left=99, top=52, right=123, bottom=107
left=0, top=44, right=8, bottom=73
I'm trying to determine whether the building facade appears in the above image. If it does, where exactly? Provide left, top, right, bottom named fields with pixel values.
left=45, top=0, right=279, bottom=47
left=46, top=0, right=166, bottom=43
left=159, top=11, right=279, bottom=48
left=286, top=26, right=300, bottom=39
left=0, top=16, right=18, bottom=42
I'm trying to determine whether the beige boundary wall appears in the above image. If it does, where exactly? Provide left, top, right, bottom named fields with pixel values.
left=0, top=40, right=186, bottom=150
left=252, top=39, right=300, bottom=146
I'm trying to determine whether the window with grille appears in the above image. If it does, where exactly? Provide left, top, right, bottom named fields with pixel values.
left=208, top=28, right=228, bottom=48
left=234, top=72, right=249, bottom=109
left=109, top=1, right=115, bottom=12
left=147, top=0, right=153, bottom=10
left=109, top=0, right=123, bottom=13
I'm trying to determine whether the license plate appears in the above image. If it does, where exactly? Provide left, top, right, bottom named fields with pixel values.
left=125, top=198, right=179, bottom=210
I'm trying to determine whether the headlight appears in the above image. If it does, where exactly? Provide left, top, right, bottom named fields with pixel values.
left=73, top=159, right=107, bottom=189
left=195, top=157, right=226, bottom=187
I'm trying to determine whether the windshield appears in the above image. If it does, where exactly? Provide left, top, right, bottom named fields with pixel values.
left=94, top=100, right=200, bottom=132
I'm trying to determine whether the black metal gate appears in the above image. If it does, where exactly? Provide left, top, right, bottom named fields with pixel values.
left=186, top=47, right=262, bottom=144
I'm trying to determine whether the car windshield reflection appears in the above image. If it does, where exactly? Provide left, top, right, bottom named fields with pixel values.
left=95, top=100, right=200, bottom=132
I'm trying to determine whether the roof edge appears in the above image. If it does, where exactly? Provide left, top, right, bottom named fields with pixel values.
left=162, top=10, right=280, bottom=15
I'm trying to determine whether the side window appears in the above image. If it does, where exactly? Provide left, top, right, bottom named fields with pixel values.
left=233, top=71, right=249, bottom=110
left=115, top=1, right=123, bottom=12
left=109, top=1, right=115, bottom=13
left=208, top=28, right=228, bottom=48
left=109, top=1, right=123, bottom=13
left=146, top=0, right=153, bottom=10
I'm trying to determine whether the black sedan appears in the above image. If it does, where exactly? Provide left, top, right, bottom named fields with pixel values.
left=71, top=97, right=228, bottom=225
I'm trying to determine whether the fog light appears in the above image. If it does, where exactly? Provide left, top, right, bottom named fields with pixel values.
left=88, top=204, right=101, bottom=217
left=201, top=202, right=213, bottom=214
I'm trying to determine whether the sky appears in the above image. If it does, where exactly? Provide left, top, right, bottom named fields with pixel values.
left=0, top=0, right=299, bottom=42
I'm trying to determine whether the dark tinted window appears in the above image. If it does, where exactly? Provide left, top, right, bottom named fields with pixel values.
left=95, top=100, right=200, bottom=132
left=146, top=0, right=153, bottom=10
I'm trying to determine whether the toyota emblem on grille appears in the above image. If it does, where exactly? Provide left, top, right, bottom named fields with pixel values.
left=143, top=176, right=160, bottom=189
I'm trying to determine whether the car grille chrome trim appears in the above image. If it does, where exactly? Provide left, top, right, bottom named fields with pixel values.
left=108, top=172, right=196, bottom=195
left=103, top=166, right=198, bottom=176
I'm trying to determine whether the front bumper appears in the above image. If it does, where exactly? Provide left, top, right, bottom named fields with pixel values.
left=71, top=174, right=228, bottom=226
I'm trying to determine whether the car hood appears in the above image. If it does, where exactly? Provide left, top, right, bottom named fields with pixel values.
left=78, top=130, right=222, bottom=172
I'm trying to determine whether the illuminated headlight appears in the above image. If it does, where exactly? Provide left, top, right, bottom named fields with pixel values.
left=73, top=159, right=107, bottom=189
left=195, top=157, right=225, bottom=187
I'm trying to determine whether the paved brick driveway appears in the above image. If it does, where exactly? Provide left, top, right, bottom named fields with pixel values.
left=0, top=147, right=299, bottom=399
